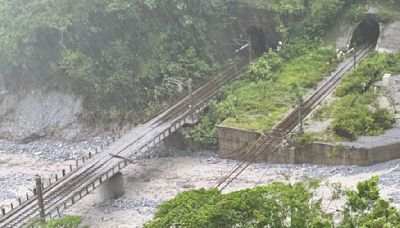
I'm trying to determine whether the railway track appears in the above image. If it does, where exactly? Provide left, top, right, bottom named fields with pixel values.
left=216, top=45, right=374, bottom=191
left=0, top=45, right=374, bottom=226
left=0, top=58, right=249, bottom=227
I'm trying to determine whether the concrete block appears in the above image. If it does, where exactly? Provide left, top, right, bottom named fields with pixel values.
left=382, top=73, right=392, bottom=87
left=100, top=172, right=125, bottom=201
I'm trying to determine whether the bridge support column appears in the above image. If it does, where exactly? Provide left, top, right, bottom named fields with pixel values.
left=99, top=172, right=125, bottom=201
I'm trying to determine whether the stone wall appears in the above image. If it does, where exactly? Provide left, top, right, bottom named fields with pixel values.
left=218, top=125, right=400, bottom=166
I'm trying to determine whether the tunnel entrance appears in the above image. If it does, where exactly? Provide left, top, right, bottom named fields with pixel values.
left=350, top=17, right=380, bottom=48
left=247, top=26, right=267, bottom=57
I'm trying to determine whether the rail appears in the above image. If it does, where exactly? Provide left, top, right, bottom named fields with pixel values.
left=0, top=57, right=250, bottom=227
left=216, top=45, right=374, bottom=191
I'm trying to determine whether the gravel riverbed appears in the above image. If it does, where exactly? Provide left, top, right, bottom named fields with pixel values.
left=0, top=137, right=112, bottom=161
left=0, top=141, right=399, bottom=227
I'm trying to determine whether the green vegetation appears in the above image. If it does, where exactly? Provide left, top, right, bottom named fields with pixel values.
left=372, top=1, right=400, bottom=21
left=28, top=215, right=84, bottom=228
left=145, top=177, right=400, bottom=227
left=145, top=179, right=332, bottom=227
left=186, top=0, right=400, bottom=146
left=294, top=133, right=313, bottom=147
left=224, top=45, right=337, bottom=131
left=315, top=52, right=400, bottom=140
left=341, top=176, right=400, bottom=227
left=0, top=0, right=230, bottom=123
left=186, top=42, right=337, bottom=146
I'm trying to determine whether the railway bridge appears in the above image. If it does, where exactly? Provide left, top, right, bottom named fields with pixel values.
left=0, top=44, right=375, bottom=226
left=0, top=58, right=249, bottom=227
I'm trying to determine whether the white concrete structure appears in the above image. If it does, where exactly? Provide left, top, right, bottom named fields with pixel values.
left=376, top=21, right=400, bottom=53
left=99, top=172, right=125, bottom=201
left=382, top=73, right=392, bottom=87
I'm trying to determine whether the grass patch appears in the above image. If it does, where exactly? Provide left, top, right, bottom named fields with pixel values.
left=184, top=42, right=338, bottom=146
left=374, top=2, right=400, bottom=21
left=222, top=44, right=337, bottom=131
left=313, top=52, right=400, bottom=141
left=28, top=215, right=84, bottom=228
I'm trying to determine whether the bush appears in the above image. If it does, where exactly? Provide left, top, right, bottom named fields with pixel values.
left=294, top=133, right=313, bottom=147
left=321, top=52, right=400, bottom=140
left=330, top=95, right=395, bottom=140
left=340, top=177, right=400, bottom=227
left=184, top=99, right=237, bottom=147
left=186, top=42, right=337, bottom=146
left=248, top=52, right=283, bottom=81
left=145, top=179, right=333, bottom=228
left=28, top=215, right=83, bottom=228
left=145, top=178, right=400, bottom=228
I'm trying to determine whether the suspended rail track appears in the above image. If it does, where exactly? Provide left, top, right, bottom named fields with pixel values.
left=0, top=58, right=249, bottom=227
left=0, top=45, right=374, bottom=226
left=216, top=45, right=374, bottom=191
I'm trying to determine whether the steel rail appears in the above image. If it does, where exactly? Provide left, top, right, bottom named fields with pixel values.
left=216, top=45, right=374, bottom=191
left=0, top=58, right=250, bottom=227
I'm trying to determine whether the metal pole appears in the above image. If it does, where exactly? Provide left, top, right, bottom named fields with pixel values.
left=35, top=175, right=45, bottom=219
left=298, top=96, right=304, bottom=135
left=353, top=49, right=357, bottom=69
left=188, top=79, right=193, bottom=110
left=248, top=36, right=252, bottom=63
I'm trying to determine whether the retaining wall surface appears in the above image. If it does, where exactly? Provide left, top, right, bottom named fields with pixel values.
left=218, top=125, right=400, bottom=166
left=218, top=125, right=259, bottom=159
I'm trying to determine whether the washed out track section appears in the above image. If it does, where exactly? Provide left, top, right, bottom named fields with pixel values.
left=0, top=58, right=249, bottom=227
left=217, top=45, right=374, bottom=191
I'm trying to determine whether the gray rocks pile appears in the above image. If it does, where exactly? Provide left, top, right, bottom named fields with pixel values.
left=98, top=197, right=163, bottom=215
left=0, top=173, right=31, bottom=200
left=249, top=159, right=400, bottom=205
left=0, top=137, right=112, bottom=161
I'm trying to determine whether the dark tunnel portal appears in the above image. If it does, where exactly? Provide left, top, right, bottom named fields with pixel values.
left=350, top=18, right=380, bottom=48
left=247, top=26, right=267, bottom=57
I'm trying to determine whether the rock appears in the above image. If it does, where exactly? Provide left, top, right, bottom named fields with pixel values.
left=182, top=184, right=195, bottom=189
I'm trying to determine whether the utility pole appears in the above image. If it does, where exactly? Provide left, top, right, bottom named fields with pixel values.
left=298, top=95, right=304, bottom=135
left=35, top=175, right=45, bottom=220
left=248, top=36, right=252, bottom=63
left=353, top=45, right=357, bottom=69
left=187, top=78, right=193, bottom=110
left=372, top=67, right=379, bottom=89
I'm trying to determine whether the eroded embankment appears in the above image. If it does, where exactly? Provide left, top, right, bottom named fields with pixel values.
left=0, top=90, right=85, bottom=142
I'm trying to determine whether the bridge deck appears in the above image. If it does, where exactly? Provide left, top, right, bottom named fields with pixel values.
left=0, top=59, right=248, bottom=227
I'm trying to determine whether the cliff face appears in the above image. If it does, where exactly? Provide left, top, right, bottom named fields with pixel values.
left=0, top=90, right=84, bottom=142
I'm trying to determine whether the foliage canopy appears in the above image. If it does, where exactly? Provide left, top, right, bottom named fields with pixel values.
left=145, top=177, right=400, bottom=228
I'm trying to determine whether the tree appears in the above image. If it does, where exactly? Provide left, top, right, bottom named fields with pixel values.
left=145, top=178, right=400, bottom=228
left=145, top=179, right=333, bottom=227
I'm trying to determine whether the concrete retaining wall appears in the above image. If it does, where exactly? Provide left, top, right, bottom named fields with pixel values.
left=218, top=125, right=400, bottom=166
left=218, top=125, right=260, bottom=159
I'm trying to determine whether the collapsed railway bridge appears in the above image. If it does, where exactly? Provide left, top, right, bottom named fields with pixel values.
left=0, top=43, right=374, bottom=227
left=0, top=57, right=251, bottom=227
left=0, top=10, right=379, bottom=224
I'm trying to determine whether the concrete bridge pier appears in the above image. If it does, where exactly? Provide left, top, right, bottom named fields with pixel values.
left=99, top=172, right=125, bottom=201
